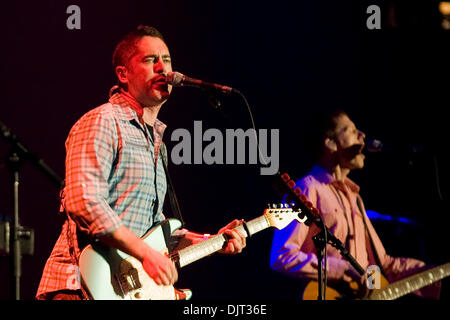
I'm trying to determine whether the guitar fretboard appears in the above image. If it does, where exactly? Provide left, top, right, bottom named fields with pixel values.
left=369, top=263, right=450, bottom=300
left=174, top=215, right=270, bottom=268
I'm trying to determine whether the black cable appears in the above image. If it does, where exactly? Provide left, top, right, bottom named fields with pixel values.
left=432, top=155, right=445, bottom=201
left=234, top=90, right=270, bottom=169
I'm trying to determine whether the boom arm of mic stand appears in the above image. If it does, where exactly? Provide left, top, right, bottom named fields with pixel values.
left=323, top=228, right=365, bottom=275
left=1, top=119, right=64, bottom=188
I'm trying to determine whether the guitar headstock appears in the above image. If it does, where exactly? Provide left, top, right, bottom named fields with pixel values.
left=272, top=172, right=321, bottom=226
left=263, top=203, right=307, bottom=230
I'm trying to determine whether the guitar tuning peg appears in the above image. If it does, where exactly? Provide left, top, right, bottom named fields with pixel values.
left=281, top=173, right=290, bottom=182
left=267, top=203, right=271, bottom=208
left=272, top=203, right=277, bottom=209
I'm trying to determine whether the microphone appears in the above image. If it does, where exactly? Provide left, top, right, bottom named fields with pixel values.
left=166, top=71, right=237, bottom=94
left=366, top=139, right=384, bottom=153
left=365, top=139, right=424, bottom=154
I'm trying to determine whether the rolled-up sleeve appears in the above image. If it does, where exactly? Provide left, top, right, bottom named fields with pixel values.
left=64, top=108, right=123, bottom=237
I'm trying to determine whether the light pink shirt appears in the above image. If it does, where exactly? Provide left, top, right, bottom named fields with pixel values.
left=270, top=165, right=439, bottom=298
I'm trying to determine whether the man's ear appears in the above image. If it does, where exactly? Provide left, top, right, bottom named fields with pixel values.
left=324, top=137, right=337, bottom=152
left=115, top=66, right=128, bottom=86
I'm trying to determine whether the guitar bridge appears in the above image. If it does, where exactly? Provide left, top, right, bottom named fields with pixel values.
left=114, top=259, right=144, bottom=299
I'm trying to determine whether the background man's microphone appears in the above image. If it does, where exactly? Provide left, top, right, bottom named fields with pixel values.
left=365, top=138, right=424, bottom=153
left=166, top=71, right=238, bottom=94
left=366, top=139, right=384, bottom=153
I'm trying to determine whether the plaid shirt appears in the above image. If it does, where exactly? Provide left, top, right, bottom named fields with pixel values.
left=36, top=91, right=168, bottom=299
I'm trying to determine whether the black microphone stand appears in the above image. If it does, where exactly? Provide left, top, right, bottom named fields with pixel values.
left=312, top=219, right=327, bottom=300
left=273, top=172, right=365, bottom=300
left=1, top=119, right=63, bottom=300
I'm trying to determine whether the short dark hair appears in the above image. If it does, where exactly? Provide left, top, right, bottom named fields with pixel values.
left=306, top=108, right=348, bottom=161
left=112, top=25, right=165, bottom=70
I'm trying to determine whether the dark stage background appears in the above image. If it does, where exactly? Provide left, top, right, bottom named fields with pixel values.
left=0, top=0, right=449, bottom=300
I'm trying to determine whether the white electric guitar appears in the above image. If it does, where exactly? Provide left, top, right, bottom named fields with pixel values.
left=78, top=205, right=306, bottom=300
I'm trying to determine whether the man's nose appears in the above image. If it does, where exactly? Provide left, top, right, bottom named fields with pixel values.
left=154, top=59, right=164, bottom=73
left=154, top=58, right=170, bottom=74
left=358, top=130, right=366, bottom=140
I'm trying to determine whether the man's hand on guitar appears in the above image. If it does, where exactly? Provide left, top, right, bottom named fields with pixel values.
left=142, top=247, right=178, bottom=286
left=342, top=261, right=371, bottom=298
left=217, top=219, right=247, bottom=255
left=99, top=225, right=179, bottom=286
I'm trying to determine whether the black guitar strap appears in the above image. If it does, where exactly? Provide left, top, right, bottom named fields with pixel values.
left=159, top=219, right=173, bottom=250
left=160, top=142, right=185, bottom=227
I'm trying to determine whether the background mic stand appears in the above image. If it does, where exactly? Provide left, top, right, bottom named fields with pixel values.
left=312, top=220, right=364, bottom=300
left=6, top=149, right=26, bottom=300
left=272, top=172, right=365, bottom=300
left=1, top=120, right=64, bottom=188
left=312, top=220, right=327, bottom=300
left=324, top=227, right=365, bottom=276
left=1, top=119, right=63, bottom=300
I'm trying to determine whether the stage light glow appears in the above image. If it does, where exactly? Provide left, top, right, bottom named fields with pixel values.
left=439, top=2, right=450, bottom=15
left=440, top=2, right=450, bottom=29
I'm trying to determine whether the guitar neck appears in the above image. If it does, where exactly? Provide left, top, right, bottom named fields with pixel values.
left=173, top=215, right=270, bottom=268
left=369, top=262, right=450, bottom=300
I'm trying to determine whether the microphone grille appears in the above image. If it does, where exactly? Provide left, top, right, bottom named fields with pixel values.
left=366, top=139, right=383, bottom=152
left=166, top=71, right=184, bottom=86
